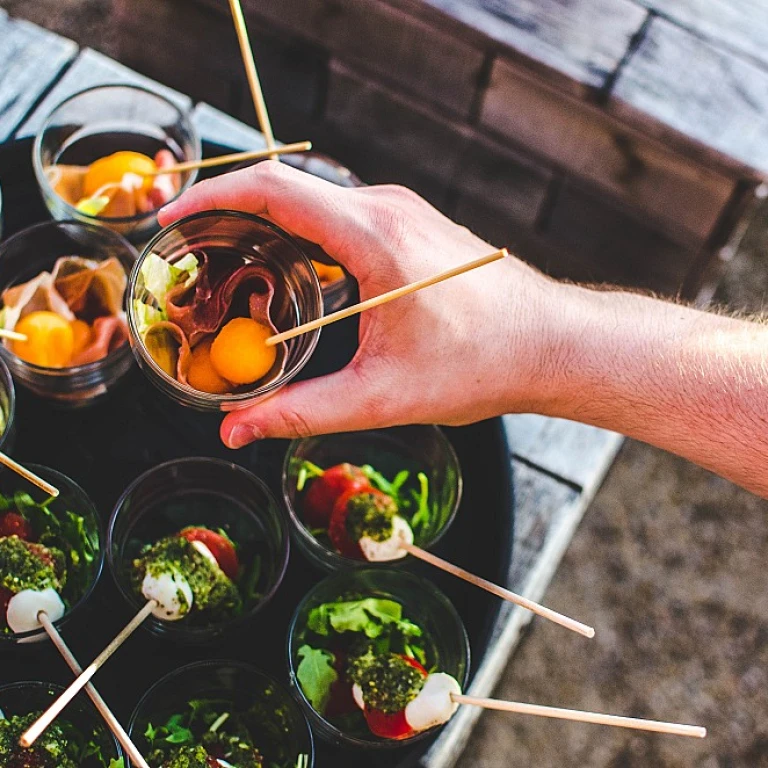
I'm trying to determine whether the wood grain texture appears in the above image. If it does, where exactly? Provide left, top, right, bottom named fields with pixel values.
left=16, top=48, right=192, bottom=139
left=612, top=17, right=768, bottom=177
left=481, top=60, right=736, bottom=244
left=0, top=10, right=77, bottom=142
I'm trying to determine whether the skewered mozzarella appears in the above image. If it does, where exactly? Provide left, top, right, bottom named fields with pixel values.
left=359, top=515, right=413, bottom=562
left=404, top=673, right=461, bottom=732
left=189, top=539, right=219, bottom=569
left=6, top=587, right=65, bottom=633
left=352, top=683, right=365, bottom=711
left=142, top=570, right=193, bottom=621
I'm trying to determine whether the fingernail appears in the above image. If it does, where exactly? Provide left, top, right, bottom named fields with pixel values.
left=226, top=424, right=263, bottom=449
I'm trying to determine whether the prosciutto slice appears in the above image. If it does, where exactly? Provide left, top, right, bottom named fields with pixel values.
left=52, top=257, right=126, bottom=320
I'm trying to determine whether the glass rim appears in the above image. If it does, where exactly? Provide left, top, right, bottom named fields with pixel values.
left=287, top=567, right=471, bottom=748
left=281, top=425, right=464, bottom=567
left=126, top=209, right=324, bottom=406
left=106, top=456, right=291, bottom=637
left=0, top=355, right=17, bottom=451
left=0, top=464, right=105, bottom=643
left=32, top=82, right=202, bottom=225
left=0, top=218, right=138, bottom=376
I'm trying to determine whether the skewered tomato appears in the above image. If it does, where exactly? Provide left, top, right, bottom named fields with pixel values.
left=179, top=527, right=239, bottom=581
left=303, top=463, right=369, bottom=528
left=364, top=707, right=414, bottom=739
left=327, top=486, right=379, bottom=559
left=0, top=512, right=34, bottom=540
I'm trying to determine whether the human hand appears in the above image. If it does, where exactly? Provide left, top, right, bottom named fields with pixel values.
left=159, top=162, right=560, bottom=448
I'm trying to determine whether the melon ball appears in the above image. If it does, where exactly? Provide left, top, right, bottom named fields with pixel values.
left=12, top=311, right=75, bottom=368
left=187, top=337, right=233, bottom=394
left=70, top=319, right=92, bottom=358
left=83, top=151, right=156, bottom=197
left=210, top=318, right=276, bottom=386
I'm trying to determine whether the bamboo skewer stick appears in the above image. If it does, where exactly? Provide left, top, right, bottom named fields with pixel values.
left=267, top=248, right=508, bottom=346
left=37, top=612, right=152, bottom=768
left=403, top=543, right=594, bottom=638
left=144, top=142, right=312, bottom=176
left=0, top=453, right=58, bottom=498
left=20, top=600, right=157, bottom=748
left=228, top=0, right=278, bottom=159
left=0, top=328, right=28, bottom=342
left=452, top=694, right=706, bottom=738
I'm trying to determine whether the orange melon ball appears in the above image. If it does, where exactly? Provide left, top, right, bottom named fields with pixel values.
left=70, top=319, right=92, bottom=358
left=83, top=151, right=156, bottom=197
left=312, top=260, right=345, bottom=284
left=187, top=338, right=233, bottom=395
left=12, top=311, right=75, bottom=368
left=209, top=318, right=276, bottom=386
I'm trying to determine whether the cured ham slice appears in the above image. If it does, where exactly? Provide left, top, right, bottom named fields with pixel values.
left=70, top=316, right=129, bottom=366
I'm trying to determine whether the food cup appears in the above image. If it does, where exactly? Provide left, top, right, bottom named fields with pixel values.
left=0, top=356, right=16, bottom=454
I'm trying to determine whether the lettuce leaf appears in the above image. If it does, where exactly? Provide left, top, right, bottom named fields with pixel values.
left=296, top=645, right=337, bottom=712
left=133, top=301, right=165, bottom=337
left=307, top=598, right=421, bottom=639
left=140, top=252, right=199, bottom=313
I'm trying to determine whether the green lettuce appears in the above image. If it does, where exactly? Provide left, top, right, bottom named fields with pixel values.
left=76, top=196, right=111, bottom=216
left=140, top=252, right=199, bottom=313
left=307, top=598, right=422, bottom=639
left=296, top=645, right=337, bottom=712
left=133, top=302, right=165, bottom=337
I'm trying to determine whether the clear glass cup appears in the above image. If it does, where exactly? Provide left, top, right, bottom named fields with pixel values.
left=283, top=425, right=462, bottom=571
left=107, top=457, right=290, bottom=644
left=0, top=465, right=104, bottom=647
left=126, top=210, right=323, bottom=411
left=0, top=220, right=138, bottom=406
left=287, top=568, right=470, bottom=749
left=0, top=680, right=123, bottom=766
left=0, top=356, right=17, bottom=454
left=33, top=84, right=201, bottom=243
left=128, top=660, right=314, bottom=768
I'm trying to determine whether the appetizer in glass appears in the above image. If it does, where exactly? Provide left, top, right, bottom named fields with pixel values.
left=0, top=221, right=138, bottom=404
left=0, top=466, right=103, bottom=646
left=108, top=457, right=289, bottom=642
left=0, top=357, right=16, bottom=454
left=288, top=568, right=468, bottom=748
left=283, top=426, right=461, bottom=571
left=0, top=681, right=123, bottom=767
left=130, top=661, right=313, bottom=768
left=34, top=84, right=200, bottom=243
left=127, top=211, right=322, bottom=410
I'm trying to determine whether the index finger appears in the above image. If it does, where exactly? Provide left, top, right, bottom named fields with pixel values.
left=158, top=161, right=381, bottom=272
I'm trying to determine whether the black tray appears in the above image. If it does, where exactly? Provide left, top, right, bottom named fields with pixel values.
left=0, top=137, right=514, bottom=768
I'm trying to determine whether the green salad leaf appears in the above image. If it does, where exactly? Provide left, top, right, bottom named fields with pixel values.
left=76, top=195, right=111, bottom=216
left=108, top=760, right=125, bottom=768
left=307, top=598, right=422, bottom=640
left=139, top=251, right=199, bottom=314
left=296, top=645, right=338, bottom=712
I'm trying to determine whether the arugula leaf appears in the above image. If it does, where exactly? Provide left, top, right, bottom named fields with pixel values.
left=409, top=472, right=430, bottom=533
left=307, top=598, right=408, bottom=638
left=291, top=458, right=325, bottom=492
left=108, top=760, right=126, bottom=768
left=296, top=645, right=338, bottom=712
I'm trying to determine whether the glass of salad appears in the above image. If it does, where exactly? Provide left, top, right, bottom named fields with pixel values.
left=126, top=210, right=323, bottom=411
left=0, top=465, right=104, bottom=647
left=129, top=660, right=313, bottom=768
left=0, top=220, right=139, bottom=406
left=0, top=356, right=16, bottom=455
left=33, top=84, right=200, bottom=244
left=283, top=425, right=462, bottom=571
left=287, top=568, right=469, bottom=749
left=108, top=457, right=289, bottom=643
left=0, top=680, right=123, bottom=767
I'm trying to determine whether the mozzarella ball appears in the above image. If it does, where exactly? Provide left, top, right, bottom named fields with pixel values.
left=352, top=683, right=365, bottom=711
left=359, top=515, right=414, bottom=562
left=404, top=673, right=461, bottom=732
left=190, top=539, right=219, bottom=569
left=142, top=570, right=193, bottom=621
left=6, top=587, right=65, bottom=633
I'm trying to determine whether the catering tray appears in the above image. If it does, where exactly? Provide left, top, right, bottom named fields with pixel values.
left=0, top=137, right=515, bottom=768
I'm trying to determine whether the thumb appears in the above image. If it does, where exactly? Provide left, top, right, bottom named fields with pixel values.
left=220, top=367, right=387, bottom=447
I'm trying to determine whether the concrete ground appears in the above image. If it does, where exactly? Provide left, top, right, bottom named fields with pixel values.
left=3, top=2, right=768, bottom=765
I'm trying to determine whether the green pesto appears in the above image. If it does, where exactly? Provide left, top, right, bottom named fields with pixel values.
left=132, top=536, right=241, bottom=620
left=0, top=535, right=66, bottom=593
left=345, top=492, right=398, bottom=543
left=0, top=711, right=78, bottom=768
left=150, top=744, right=211, bottom=768
left=348, top=651, right=425, bottom=714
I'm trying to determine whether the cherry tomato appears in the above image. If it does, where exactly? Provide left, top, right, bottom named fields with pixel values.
left=400, top=654, right=428, bottom=677
left=303, top=463, right=368, bottom=528
left=0, top=512, right=34, bottom=541
left=179, top=527, right=239, bottom=581
left=364, top=707, right=414, bottom=740
left=324, top=649, right=358, bottom=718
left=327, top=486, right=378, bottom=559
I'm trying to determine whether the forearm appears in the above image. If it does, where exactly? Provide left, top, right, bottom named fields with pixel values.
left=535, top=284, right=768, bottom=497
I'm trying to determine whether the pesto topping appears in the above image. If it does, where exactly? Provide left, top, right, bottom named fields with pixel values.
left=345, top=492, right=398, bottom=543
left=0, top=712, right=79, bottom=768
left=0, top=535, right=66, bottom=594
left=132, top=535, right=241, bottom=620
left=156, top=745, right=218, bottom=768
left=348, top=651, right=425, bottom=713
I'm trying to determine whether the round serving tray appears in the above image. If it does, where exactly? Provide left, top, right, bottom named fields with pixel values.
left=0, top=137, right=515, bottom=768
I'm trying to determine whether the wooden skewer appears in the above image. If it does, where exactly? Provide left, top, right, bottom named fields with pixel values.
left=403, top=542, right=594, bottom=638
left=0, top=453, right=58, bottom=498
left=452, top=694, right=706, bottom=738
left=228, top=0, right=278, bottom=159
left=37, top=612, right=152, bottom=768
left=267, top=248, right=508, bottom=346
left=0, top=328, right=28, bottom=342
left=20, top=600, right=157, bottom=748
left=145, top=141, right=312, bottom=176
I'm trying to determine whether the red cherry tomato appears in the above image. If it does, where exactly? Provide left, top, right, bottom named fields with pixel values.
left=0, top=512, right=34, bottom=541
left=327, top=486, right=377, bottom=559
left=399, top=654, right=428, bottom=677
left=324, top=648, right=359, bottom=718
left=364, top=707, right=414, bottom=740
left=179, top=528, right=239, bottom=581
left=303, top=463, right=368, bottom=528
